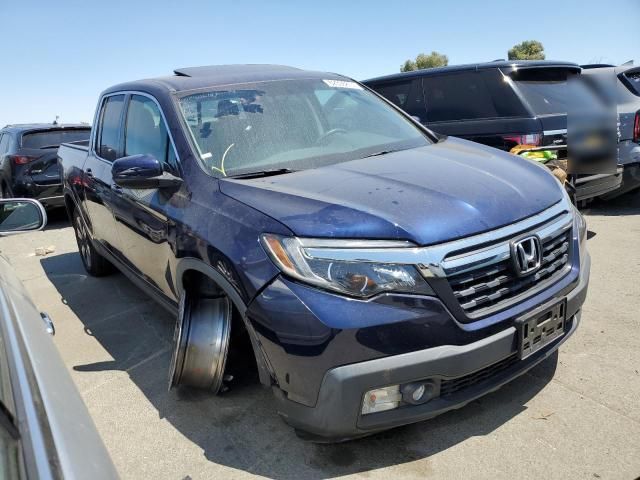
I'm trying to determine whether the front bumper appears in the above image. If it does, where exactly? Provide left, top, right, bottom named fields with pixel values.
left=273, top=251, right=590, bottom=442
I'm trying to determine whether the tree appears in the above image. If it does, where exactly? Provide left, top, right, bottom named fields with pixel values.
left=400, top=51, right=449, bottom=72
left=508, top=40, right=545, bottom=60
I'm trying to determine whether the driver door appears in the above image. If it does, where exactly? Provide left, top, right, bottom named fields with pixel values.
left=108, top=94, right=182, bottom=302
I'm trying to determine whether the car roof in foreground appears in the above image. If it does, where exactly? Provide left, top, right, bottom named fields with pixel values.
left=1, top=123, right=91, bottom=134
left=103, top=64, right=349, bottom=96
left=363, top=60, right=580, bottom=84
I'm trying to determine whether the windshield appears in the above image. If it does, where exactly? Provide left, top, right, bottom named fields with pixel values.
left=177, top=78, right=431, bottom=177
left=511, top=68, right=598, bottom=116
left=21, top=128, right=91, bottom=149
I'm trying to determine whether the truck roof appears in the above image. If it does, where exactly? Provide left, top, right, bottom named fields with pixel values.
left=363, top=60, right=580, bottom=84
left=1, top=123, right=91, bottom=133
left=104, top=64, right=348, bottom=95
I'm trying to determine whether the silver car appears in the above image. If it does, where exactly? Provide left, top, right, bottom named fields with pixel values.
left=0, top=198, right=117, bottom=479
left=582, top=63, right=640, bottom=198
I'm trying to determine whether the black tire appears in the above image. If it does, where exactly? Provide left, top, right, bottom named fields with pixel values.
left=72, top=209, right=113, bottom=276
left=0, top=182, right=12, bottom=199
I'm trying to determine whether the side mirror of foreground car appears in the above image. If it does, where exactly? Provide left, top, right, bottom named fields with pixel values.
left=112, top=153, right=183, bottom=190
left=0, top=198, right=47, bottom=234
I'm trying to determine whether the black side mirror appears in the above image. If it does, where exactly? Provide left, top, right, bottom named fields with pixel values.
left=111, top=154, right=182, bottom=190
left=0, top=199, right=47, bottom=233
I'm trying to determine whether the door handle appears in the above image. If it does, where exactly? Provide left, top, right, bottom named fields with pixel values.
left=40, top=312, right=55, bottom=335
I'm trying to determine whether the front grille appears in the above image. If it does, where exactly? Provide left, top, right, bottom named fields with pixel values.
left=448, top=225, right=572, bottom=316
left=440, top=354, right=519, bottom=397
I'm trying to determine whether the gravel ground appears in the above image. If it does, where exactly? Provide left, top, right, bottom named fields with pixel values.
left=1, top=192, right=639, bottom=480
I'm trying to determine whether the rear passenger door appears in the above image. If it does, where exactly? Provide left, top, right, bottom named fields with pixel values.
left=83, top=94, right=125, bottom=255
left=109, top=93, right=182, bottom=302
left=421, top=70, right=535, bottom=150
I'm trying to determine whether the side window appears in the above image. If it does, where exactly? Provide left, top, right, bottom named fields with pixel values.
left=423, top=71, right=526, bottom=123
left=124, top=95, right=177, bottom=171
left=423, top=73, right=495, bottom=122
left=0, top=134, right=9, bottom=155
left=97, top=95, right=125, bottom=161
left=370, top=79, right=426, bottom=120
left=372, top=81, right=412, bottom=109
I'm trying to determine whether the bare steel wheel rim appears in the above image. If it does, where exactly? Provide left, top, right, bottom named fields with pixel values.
left=74, top=215, right=92, bottom=269
left=169, top=294, right=232, bottom=393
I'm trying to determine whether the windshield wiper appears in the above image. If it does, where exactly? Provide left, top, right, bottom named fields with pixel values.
left=228, top=168, right=298, bottom=179
left=362, top=149, right=399, bottom=159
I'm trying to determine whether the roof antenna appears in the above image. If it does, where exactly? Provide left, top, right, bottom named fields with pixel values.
left=621, top=60, right=634, bottom=66
left=52, top=115, right=59, bottom=125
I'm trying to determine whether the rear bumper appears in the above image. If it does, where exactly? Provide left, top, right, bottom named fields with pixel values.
left=575, top=168, right=622, bottom=201
left=12, top=178, right=63, bottom=208
left=601, top=162, right=640, bottom=199
left=274, top=252, right=590, bottom=442
left=36, top=194, right=65, bottom=208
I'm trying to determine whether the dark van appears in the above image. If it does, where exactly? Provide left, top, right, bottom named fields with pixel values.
left=364, top=61, right=622, bottom=201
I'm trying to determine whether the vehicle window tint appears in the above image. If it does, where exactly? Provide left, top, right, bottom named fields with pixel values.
left=423, top=71, right=526, bottom=122
left=97, top=95, right=125, bottom=161
left=620, top=70, right=640, bottom=97
left=509, top=68, right=596, bottom=115
left=371, top=79, right=427, bottom=120
left=124, top=95, right=177, bottom=171
left=22, top=129, right=91, bottom=149
left=372, top=81, right=412, bottom=109
left=0, top=135, right=9, bottom=155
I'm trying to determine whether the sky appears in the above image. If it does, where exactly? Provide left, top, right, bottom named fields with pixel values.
left=0, top=0, right=638, bottom=127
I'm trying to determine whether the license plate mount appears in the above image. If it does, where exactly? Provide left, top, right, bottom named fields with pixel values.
left=516, top=300, right=566, bottom=360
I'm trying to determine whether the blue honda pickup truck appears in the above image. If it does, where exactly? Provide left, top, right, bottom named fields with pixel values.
left=58, top=65, right=590, bottom=441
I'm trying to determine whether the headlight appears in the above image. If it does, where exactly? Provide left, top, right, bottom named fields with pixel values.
left=572, top=204, right=587, bottom=245
left=260, top=234, right=433, bottom=298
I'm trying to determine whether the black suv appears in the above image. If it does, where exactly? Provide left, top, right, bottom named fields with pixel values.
left=0, top=124, right=91, bottom=207
left=364, top=60, right=622, bottom=201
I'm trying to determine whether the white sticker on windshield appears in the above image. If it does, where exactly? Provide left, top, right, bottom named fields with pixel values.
left=322, top=79, right=363, bottom=90
left=201, top=152, right=212, bottom=160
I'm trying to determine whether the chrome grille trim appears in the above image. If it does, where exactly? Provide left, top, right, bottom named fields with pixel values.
left=449, top=226, right=572, bottom=316
left=301, top=197, right=573, bottom=279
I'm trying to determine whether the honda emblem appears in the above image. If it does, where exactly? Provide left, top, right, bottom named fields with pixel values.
left=511, top=236, right=542, bottom=276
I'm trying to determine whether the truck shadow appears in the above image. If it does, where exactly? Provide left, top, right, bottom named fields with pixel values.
left=41, top=252, right=558, bottom=479
left=582, top=189, right=640, bottom=216
left=43, top=207, right=71, bottom=231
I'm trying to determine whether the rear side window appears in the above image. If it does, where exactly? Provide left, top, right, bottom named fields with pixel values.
left=0, top=134, right=9, bottom=155
left=21, top=129, right=90, bottom=149
left=510, top=68, right=595, bottom=115
left=423, top=70, right=526, bottom=122
left=620, top=70, right=640, bottom=97
left=97, top=95, right=125, bottom=161
left=370, top=79, right=426, bottom=119
left=373, top=81, right=412, bottom=108
left=124, top=95, right=177, bottom=171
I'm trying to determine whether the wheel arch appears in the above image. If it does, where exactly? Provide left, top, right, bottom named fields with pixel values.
left=175, top=257, right=274, bottom=386
left=63, top=192, right=76, bottom=219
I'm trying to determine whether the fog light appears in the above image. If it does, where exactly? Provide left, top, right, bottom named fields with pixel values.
left=401, top=380, right=439, bottom=405
left=361, top=385, right=401, bottom=415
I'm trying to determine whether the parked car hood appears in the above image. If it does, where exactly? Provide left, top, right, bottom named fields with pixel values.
left=219, top=137, right=564, bottom=245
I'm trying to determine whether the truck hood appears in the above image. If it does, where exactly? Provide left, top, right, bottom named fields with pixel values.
left=219, top=137, right=564, bottom=245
